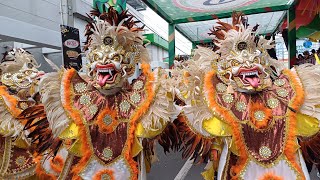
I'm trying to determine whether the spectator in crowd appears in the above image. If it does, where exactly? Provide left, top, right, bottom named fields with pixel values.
left=303, top=50, right=315, bottom=64
left=297, top=54, right=304, bottom=65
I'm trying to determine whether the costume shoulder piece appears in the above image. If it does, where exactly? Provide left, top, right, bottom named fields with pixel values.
left=0, top=86, right=23, bottom=137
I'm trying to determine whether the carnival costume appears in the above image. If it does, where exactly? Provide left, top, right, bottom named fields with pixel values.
left=21, top=7, right=179, bottom=180
left=0, top=48, right=44, bottom=179
left=173, top=13, right=320, bottom=180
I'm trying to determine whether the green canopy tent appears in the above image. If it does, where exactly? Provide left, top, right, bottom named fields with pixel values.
left=141, top=0, right=298, bottom=68
left=92, top=0, right=298, bottom=67
left=296, top=16, right=320, bottom=39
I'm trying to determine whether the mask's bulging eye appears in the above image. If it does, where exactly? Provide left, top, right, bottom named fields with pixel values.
left=93, top=52, right=103, bottom=61
left=112, top=55, right=121, bottom=62
left=16, top=74, right=24, bottom=80
left=25, top=70, right=32, bottom=75
left=231, top=60, right=240, bottom=66
left=253, top=57, right=260, bottom=64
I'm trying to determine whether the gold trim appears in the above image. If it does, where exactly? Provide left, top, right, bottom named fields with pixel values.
left=0, top=164, right=36, bottom=180
left=239, top=155, right=300, bottom=179
left=58, top=153, right=74, bottom=180
left=0, top=137, right=12, bottom=174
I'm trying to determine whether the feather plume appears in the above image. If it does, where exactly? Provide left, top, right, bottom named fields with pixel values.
left=295, top=64, right=320, bottom=120
left=39, top=71, right=70, bottom=137
left=84, top=6, right=144, bottom=51
left=140, top=69, right=181, bottom=130
left=17, top=105, right=63, bottom=156
left=299, top=132, right=320, bottom=173
left=175, top=116, right=214, bottom=164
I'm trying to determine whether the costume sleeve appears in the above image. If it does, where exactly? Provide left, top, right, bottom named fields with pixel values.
left=296, top=113, right=320, bottom=137
left=136, top=68, right=181, bottom=138
left=175, top=115, right=221, bottom=164
left=39, top=71, right=72, bottom=138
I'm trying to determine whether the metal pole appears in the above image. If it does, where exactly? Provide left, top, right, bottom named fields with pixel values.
left=287, top=5, right=296, bottom=68
left=168, top=23, right=175, bottom=69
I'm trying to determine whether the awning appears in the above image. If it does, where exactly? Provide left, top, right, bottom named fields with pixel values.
left=143, top=0, right=294, bottom=43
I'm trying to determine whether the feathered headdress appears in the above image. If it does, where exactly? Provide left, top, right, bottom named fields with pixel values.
left=84, top=6, right=150, bottom=63
left=209, top=12, right=273, bottom=59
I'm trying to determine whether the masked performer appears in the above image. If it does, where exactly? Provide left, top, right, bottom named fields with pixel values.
left=0, top=48, right=44, bottom=179
left=21, top=7, right=178, bottom=180
left=173, top=13, right=320, bottom=180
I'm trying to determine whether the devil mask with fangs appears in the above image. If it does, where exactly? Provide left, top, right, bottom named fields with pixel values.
left=0, top=48, right=44, bottom=92
left=84, top=7, right=147, bottom=94
left=210, top=13, right=275, bottom=93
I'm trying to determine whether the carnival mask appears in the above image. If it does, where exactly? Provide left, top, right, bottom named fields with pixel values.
left=211, top=17, right=273, bottom=93
left=84, top=9, right=145, bottom=92
left=87, top=35, right=138, bottom=90
left=0, top=48, right=44, bottom=90
left=217, top=46, right=270, bottom=92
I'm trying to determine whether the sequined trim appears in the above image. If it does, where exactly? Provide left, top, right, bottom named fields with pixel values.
left=79, top=94, right=91, bottom=105
left=254, top=111, right=266, bottom=121
left=267, top=98, right=280, bottom=109
left=0, top=137, right=12, bottom=174
left=102, top=147, right=113, bottom=161
left=89, top=104, right=98, bottom=116
left=235, top=101, right=247, bottom=112
left=119, top=100, right=130, bottom=113
left=19, top=102, right=28, bottom=110
left=15, top=156, right=27, bottom=167
left=216, top=83, right=227, bottom=93
left=274, top=79, right=285, bottom=87
left=222, top=94, right=234, bottom=104
left=133, top=80, right=144, bottom=91
left=276, top=89, right=289, bottom=98
left=103, top=115, right=112, bottom=126
left=1, top=165, right=36, bottom=179
left=102, top=174, right=111, bottom=179
left=259, top=146, right=272, bottom=158
left=75, top=82, right=87, bottom=93
left=130, top=93, right=141, bottom=104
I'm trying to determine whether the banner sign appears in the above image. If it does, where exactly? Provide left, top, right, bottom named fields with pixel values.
left=60, top=25, right=82, bottom=71
left=173, top=0, right=256, bottom=12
